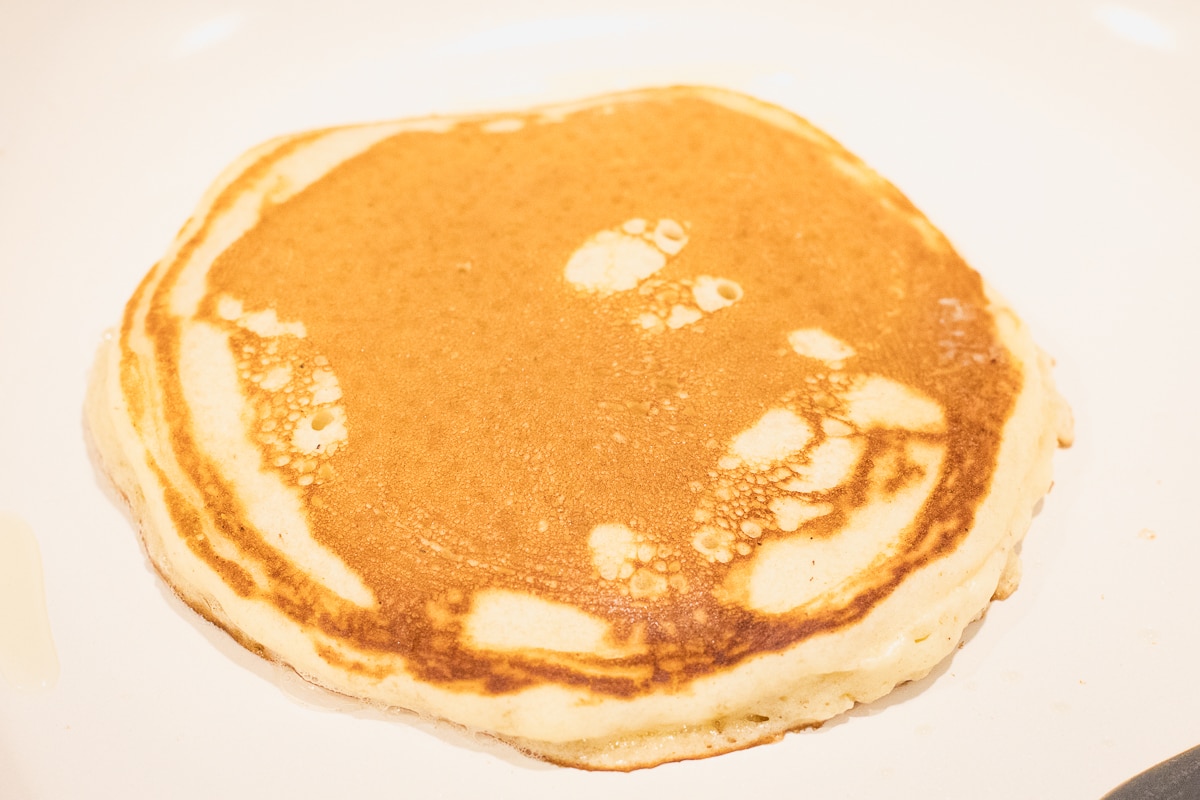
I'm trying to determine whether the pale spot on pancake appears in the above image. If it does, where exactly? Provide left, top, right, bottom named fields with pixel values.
left=292, top=407, right=347, bottom=455
left=481, top=118, right=525, bottom=133
left=177, top=322, right=375, bottom=608
left=769, top=497, right=832, bottom=532
left=636, top=312, right=663, bottom=331
left=216, top=295, right=244, bottom=321
left=842, top=375, right=945, bottom=433
left=622, top=218, right=647, bottom=235
left=728, top=408, right=814, bottom=470
left=692, top=276, right=743, bottom=313
left=260, top=364, right=292, bottom=392
left=310, top=368, right=342, bottom=404
left=822, top=417, right=854, bottom=437
left=692, top=526, right=736, bottom=563
left=565, top=229, right=667, bottom=293
left=464, top=589, right=635, bottom=658
left=787, top=328, right=856, bottom=364
left=742, top=440, right=945, bottom=614
left=651, top=219, right=688, bottom=255
left=665, top=304, right=702, bottom=329
left=782, top=436, right=864, bottom=493
left=238, top=307, right=306, bottom=338
left=588, top=523, right=638, bottom=581
left=628, top=568, right=668, bottom=599
left=740, top=520, right=763, bottom=538
left=218, top=293, right=309, bottom=339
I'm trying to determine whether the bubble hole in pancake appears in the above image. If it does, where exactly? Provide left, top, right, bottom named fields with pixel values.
left=85, top=86, right=1073, bottom=770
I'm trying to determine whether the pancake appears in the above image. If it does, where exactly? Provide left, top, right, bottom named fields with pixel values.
left=85, top=86, right=1073, bottom=770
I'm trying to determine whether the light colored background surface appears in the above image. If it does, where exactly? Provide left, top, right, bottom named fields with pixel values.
left=2, top=1, right=1198, bottom=797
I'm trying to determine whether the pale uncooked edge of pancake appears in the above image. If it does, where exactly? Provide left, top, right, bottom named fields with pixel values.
left=85, top=87, right=1073, bottom=770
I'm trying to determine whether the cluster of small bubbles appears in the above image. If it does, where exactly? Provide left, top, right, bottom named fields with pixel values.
left=568, top=217, right=937, bottom=591
left=590, top=523, right=689, bottom=600
left=632, top=272, right=744, bottom=335
left=563, top=217, right=744, bottom=334
left=781, top=377, right=849, bottom=417
left=232, top=330, right=346, bottom=490
left=635, top=277, right=702, bottom=332
left=689, top=399, right=852, bottom=564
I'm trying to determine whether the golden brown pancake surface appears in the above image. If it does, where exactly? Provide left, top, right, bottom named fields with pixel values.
left=89, top=87, right=1071, bottom=768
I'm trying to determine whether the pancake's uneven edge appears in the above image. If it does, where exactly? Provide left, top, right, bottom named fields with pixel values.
left=87, top=86, right=1070, bottom=770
